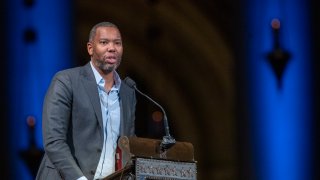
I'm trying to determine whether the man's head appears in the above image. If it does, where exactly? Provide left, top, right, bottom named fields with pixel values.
left=87, top=22, right=123, bottom=75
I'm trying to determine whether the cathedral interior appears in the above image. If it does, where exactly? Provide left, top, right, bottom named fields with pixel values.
left=0, top=0, right=319, bottom=179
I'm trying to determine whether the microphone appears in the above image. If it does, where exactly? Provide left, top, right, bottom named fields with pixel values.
left=124, top=77, right=176, bottom=151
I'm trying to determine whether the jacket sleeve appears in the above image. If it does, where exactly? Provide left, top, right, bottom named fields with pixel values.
left=42, top=71, right=84, bottom=180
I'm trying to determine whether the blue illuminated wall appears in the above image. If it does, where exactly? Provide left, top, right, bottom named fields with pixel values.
left=6, top=0, right=73, bottom=179
left=245, top=0, right=313, bottom=180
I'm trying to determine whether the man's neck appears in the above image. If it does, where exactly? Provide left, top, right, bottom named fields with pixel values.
left=102, top=72, right=114, bottom=92
left=91, top=61, right=115, bottom=92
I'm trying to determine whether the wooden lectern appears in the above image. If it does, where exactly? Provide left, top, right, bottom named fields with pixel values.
left=103, top=136, right=197, bottom=180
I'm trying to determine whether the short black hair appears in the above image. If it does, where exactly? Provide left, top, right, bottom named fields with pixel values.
left=88, top=22, right=119, bottom=42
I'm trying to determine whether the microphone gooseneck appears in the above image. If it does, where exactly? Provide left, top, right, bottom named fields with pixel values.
left=124, top=77, right=176, bottom=151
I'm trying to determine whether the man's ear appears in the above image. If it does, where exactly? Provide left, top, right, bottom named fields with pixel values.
left=87, top=42, right=93, bottom=56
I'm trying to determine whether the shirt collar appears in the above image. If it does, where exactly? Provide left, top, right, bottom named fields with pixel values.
left=90, top=61, right=121, bottom=91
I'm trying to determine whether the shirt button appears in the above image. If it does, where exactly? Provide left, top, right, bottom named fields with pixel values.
left=97, top=148, right=102, bottom=153
left=90, top=170, right=95, bottom=175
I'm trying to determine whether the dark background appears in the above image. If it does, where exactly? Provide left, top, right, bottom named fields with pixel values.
left=74, top=1, right=243, bottom=179
left=1, top=0, right=9, bottom=177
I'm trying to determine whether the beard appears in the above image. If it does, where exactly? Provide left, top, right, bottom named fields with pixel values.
left=93, top=57, right=121, bottom=75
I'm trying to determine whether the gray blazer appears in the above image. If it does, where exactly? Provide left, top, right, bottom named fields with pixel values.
left=36, top=62, right=136, bottom=180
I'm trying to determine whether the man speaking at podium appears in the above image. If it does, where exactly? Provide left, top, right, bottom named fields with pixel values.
left=36, top=22, right=136, bottom=180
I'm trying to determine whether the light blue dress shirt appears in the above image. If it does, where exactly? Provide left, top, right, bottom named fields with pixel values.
left=90, top=62, right=121, bottom=180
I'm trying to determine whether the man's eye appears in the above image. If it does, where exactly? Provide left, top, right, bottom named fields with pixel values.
left=100, top=41, right=107, bottom=45
left=115, top=41, right=122, bottom=45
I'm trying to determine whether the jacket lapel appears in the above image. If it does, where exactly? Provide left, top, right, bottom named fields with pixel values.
left=80, top=63, right=104, bottom=133
left=119, top=84, right=128, bottom=136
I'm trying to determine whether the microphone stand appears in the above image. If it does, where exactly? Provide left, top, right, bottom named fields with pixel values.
left=133, top=87, right=176, bottom=152
left=124, top=77, right=176, bottom=152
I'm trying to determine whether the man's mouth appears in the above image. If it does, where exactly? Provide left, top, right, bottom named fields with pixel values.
left=105, top=56, right=117, bottom=64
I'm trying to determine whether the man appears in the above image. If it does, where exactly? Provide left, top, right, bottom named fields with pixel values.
left=36, top=22, right=136, bottom=180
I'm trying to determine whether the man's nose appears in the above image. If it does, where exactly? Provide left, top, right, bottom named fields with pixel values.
left=107, top=43, right=116, bottom=51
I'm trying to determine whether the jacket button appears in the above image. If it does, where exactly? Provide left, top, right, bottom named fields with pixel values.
left=90, top=170, right=95, bottom=175
left=97, top=148, right=102, bottom=153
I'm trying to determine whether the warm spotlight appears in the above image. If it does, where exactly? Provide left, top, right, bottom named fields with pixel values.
left=271, top=18, right=281, bottom=30
left=152, top=111, right=163, bottom=122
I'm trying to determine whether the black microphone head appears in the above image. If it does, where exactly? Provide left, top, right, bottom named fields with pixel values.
left=124, top=77, right=136, bottom=88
